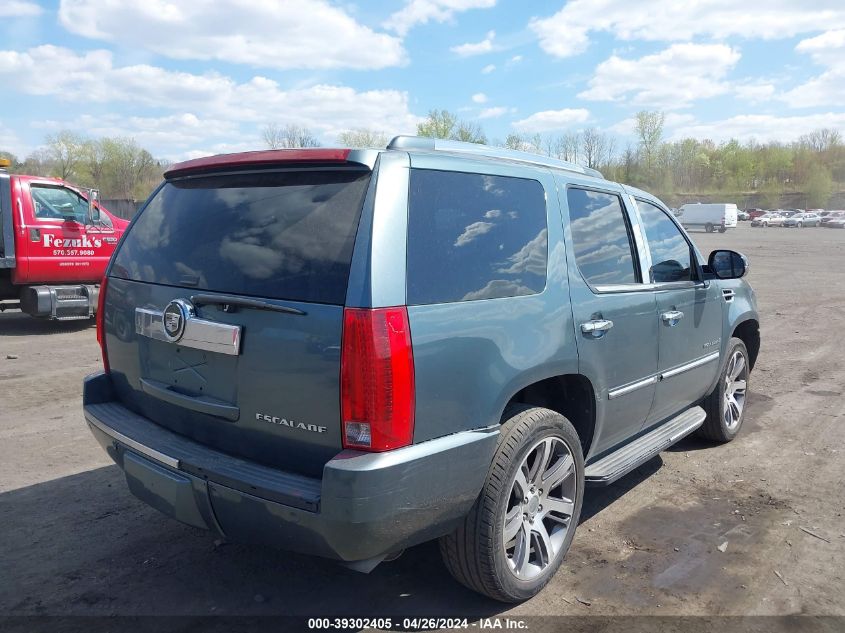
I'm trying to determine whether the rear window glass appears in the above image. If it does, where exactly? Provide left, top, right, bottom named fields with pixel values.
left=407, top=169, right=548, bottom=304
left=111, top=169, right=369, bottom=304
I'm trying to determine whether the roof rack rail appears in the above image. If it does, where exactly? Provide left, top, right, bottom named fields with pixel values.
left=387, top=135, right=603, bottom=179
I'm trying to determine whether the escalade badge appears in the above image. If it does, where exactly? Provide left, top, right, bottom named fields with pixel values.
left=256, top=413, right=327, bottom=433
left=162, top=299, right=192, bottom=342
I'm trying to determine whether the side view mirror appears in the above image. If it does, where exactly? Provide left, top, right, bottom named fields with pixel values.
left=87, top=189, right=101, bottom=224
left=709, top=249, right=748, bottom=279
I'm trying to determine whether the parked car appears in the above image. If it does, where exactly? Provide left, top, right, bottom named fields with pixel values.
left=751, top=212, right=784, bottom=227
left=821, top=211, right=845, bottom=226
left=824, top=216, right=845, bottom=228
left=782, top=212, right=821, bottom=227
left=83, top=137, right=760, bottom=603
left=747, top=209, right=767, bottom=220
left=737, top=210, right=750, bottom=221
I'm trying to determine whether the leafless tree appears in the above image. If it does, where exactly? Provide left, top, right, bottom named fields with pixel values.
left=581, top=128, right=603, bottom=169
left=562, top=131, right=580, bottom=163
left=263, top=123, right=320, bottom=149
left=337, top=129, right=389, bottom=148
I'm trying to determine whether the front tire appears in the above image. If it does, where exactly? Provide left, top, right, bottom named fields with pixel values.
left=439, top=405, right=584, bottom=602
left=698, top=338, right=750, bottom=442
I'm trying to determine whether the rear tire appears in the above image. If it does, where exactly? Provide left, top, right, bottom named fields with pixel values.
left=439, top=405, right=584, bottom=603
left=698, top=338, right=750, bottom=443
left=705, top=223, right=714, bottom=233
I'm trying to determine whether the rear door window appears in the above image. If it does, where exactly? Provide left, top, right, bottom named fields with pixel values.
left=406, top=169, right=548, bottom=304
left=566, top=188, right=639, bottom=286
left=111, top=169, right=370, bottom=305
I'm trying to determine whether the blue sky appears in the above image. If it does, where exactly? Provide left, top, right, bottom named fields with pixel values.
left=2, top=0, right=845, bottom=161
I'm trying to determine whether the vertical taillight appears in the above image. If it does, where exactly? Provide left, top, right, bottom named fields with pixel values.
left=341, top=307, right=415, bottom=451
left=96, top=276, right=109, bottom=373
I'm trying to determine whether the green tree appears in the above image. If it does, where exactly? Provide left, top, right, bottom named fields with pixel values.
left=417, top=109, right=458, bottom=139
left=805, top=167, right=833, bottom=208
left=635, top=110, right=665, bottom=183
left=45, top=130, right=86, bottom=180
left=453, top=121, right=487, bottom=144
left=760, top=179, right=783, bottom=209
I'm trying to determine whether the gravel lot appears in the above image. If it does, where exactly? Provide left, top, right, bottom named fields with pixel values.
left=0, top=223, right=843, bottom=618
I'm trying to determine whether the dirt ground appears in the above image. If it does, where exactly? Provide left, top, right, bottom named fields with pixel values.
left=0, top=223, right=843, bottom=619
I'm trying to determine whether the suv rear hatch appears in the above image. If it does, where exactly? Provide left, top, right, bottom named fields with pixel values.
left=104, top=155, right=372, bottom=477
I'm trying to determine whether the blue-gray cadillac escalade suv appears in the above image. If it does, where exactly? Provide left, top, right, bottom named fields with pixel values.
left=83, top=136, right=760, bottom=602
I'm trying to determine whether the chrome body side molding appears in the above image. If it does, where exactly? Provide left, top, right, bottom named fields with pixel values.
left=608, top=352, right=721, bottom=400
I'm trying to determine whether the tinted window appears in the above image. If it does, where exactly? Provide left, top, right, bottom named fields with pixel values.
left=566, top=188, right=638, bottom=286
left=636, top=200, right=693, bottom=283
left=111, top=170, right=370, bottom=304
left=407, top=170, right=547, bottom=304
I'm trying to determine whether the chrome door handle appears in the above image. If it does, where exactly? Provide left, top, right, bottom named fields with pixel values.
left=661, top=310, right=684, bottom=326
left=580, top=319, right=614, bottom=337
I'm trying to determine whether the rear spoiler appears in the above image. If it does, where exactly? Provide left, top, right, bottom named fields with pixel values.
left=164, top=149, right=353, bottom=178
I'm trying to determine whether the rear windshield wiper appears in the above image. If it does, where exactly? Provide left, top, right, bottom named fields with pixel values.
left=190, top=293, right=306, bottom=316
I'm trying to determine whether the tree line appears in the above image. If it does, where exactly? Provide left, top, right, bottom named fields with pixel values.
left=0, top=131, right=167, bottom=200
left=4, top=112, right=842, bottom=208
left=261, top=112, right=844, bottom=208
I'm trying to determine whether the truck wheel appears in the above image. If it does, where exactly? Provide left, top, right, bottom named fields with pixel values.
left=439, top=405, right=584, bottom=603
left=705, top=223, right=714, bottom=233
left=718, top=226, right=727, bottom=233
left=698, top=338, right=750, bottom=443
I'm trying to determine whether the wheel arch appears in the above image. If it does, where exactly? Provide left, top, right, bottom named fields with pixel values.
left=732, top=318, right=760, bottom=370
left=502, top=373, right=597, bottom=458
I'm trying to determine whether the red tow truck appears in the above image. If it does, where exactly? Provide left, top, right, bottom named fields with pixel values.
left=0, top=158, right=130, bottom=320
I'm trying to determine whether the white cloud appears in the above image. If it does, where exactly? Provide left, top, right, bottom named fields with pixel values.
left=479, top=106, right=508, bottom=119
left=481, top=64, right=496, bottom=74
left=59, top=0, right=406, bottom=70
left=455, top=221, right=494, bottom=246
left=0, top=46, right=421, bottom=158
left=796, top=29, right=845, bottom=69
left=451, top=30, right=495, bottom=56
left=782, top=29, right=845, bottom=107
left=384, top=0, right=496, bottom=36
left=35, top=113, right=242, bottom=157
left=734, top=82, right=776, bottom=103
left=530, top=0, right=845, bottom=58
left=472, top=92, right=488, bottom=103
left=0, top=0, right=42, bottom=17
left=669, top=113, right=845, bottom=143
left=578, top=44, right=740, bottom=109
left=512, top=108, right=590, bottom=132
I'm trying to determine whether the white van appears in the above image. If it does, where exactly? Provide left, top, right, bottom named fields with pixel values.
left=677, top=203, right=739, bottom=233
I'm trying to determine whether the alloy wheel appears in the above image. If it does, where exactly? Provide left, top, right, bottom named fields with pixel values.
left=503, top=436, right=577, bottom=580
left=723, top=349, right=748, bottom=430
